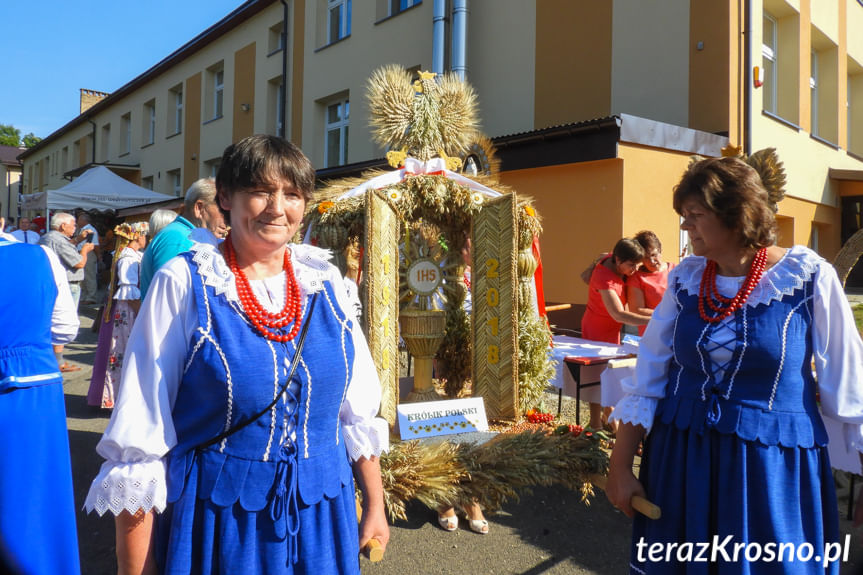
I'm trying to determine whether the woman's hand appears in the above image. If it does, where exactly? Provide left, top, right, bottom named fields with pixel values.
left=606, top=422, right=647, bottom=518
left=606, top=462, right=647, bottom=519
left=353, top=455, right=390, bottom=554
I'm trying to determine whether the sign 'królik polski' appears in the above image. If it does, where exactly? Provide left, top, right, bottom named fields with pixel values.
left=397, top=397, right=489, bottom=440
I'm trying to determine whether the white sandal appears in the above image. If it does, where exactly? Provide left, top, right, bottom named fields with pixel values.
left=467, top=518, right=489, bottom=534
left=437, top=513, right=458, bottom=532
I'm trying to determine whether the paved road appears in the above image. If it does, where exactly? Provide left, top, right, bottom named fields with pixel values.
left=62, top=305, right=863, bottom=574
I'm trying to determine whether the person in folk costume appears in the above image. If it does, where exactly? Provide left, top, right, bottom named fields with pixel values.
left=606, top=156, right=863, bottom=574
left=0, top=233, right=81, bottom=574
left=87, top=221, right=149, bottom=409
left=86, top=134, right=389, bottom=574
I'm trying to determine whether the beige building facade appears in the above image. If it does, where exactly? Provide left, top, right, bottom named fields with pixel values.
left=18, top=0, right=863, bottom=310
left=0, top=146, right=24, bottom=221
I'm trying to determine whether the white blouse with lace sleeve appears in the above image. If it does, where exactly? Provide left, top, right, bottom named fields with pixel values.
left=85, top=242, right=389, bottom=517
left=113, top=247, right=142, bottom=300
left=611, top=246, right=863, bottom=450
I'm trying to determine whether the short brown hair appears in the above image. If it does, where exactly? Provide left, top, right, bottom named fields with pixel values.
left=672, top=157, right=776, bottom=249
left=612, top=237, right=644, bottom=264
left=216, top=134, right=316, bottom=202
left=634, top=230, right=662, bottom=253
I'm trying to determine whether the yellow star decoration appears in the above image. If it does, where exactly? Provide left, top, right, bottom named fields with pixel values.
left=386, top=148, right=408, bottom=169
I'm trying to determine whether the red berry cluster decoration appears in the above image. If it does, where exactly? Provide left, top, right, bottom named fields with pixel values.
left=568, top=424, right=584, bottom=437
left=526, top=409, right=554, bottom=424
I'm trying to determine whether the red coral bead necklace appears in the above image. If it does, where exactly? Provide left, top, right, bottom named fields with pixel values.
left=698, top=247, right=768, bottom=323
left=224, top=233, right=303, bottom=342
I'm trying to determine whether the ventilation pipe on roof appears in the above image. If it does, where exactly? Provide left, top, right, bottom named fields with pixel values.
left=432, top=0, right=446, bottom=75
left=451, top=0, right=468, bottom=80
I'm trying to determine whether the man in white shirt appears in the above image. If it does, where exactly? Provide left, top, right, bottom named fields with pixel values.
left=76, top=212, right=100, bottom=304
left=10, top=217, right=40, bottom=244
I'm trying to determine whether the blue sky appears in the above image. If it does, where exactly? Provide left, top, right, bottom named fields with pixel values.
left=1, top=0, right=245, bottom=139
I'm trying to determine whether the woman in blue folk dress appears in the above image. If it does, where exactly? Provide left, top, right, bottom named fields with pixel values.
left=606, top=157, right=863, bottom=574
left=86, top=135, right=389, bottom=574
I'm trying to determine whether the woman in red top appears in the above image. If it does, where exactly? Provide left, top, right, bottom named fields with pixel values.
left=581, top=238, right=651, bottom=429
left=627, top=230, right=676, bottom=336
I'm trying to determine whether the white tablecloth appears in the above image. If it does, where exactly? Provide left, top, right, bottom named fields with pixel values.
left=549, top=335, right=638, bottom=407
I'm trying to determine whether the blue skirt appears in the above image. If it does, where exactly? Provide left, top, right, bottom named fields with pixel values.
left=156, top=451, right=360, bottom=575
left=631, top=422, right=840, bottom=574
left=0, top=383, right=80, bottom=575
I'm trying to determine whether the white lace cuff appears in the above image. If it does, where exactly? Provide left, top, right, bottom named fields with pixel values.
left=85, top=458, right=167, bottom=516
left=342, top=417, right=390, bottom=462
left=609, top=394, right=658, bottom=434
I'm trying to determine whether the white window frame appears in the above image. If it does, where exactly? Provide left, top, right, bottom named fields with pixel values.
left=325, top=98, right=349, bottom=168
left=390, top=0, right=419, bottom=16
left=145, top=101, right=156, bottom=145
left=327, top=0, right=351, bottom=43
left=762, top=13, right=778, bottom=114
left=173, top=86, right=183, bottom=134
left=214, top=68, right=224, bottom=119
left=276, top=81, right=285, bottom=136
left=121, top=113, right=132, bottom=155
left=810, top=50, right=819, bottom=136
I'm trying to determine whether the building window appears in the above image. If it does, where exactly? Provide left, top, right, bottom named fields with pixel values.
left=73, top=141, right=80, bottom=167
left=328, top=0, right=351, bottom=43
left=762, top=14, right=777, bottom=114
left=169, top=84, right=183, bottom=135
left=390, top=0, right=420, bottom=16
left=121, top=113, right=132, bottom=155
left=143, top=100, right=156, bottom=146
left=268, top=22, right=285, bottom=54
left=205, top=158, right=221, bottom=178
left=850, top=66, right=863, bottom=156
left=206, top=63, right=225, bottom=120
left=62, top=147, right=68, bottom=173
left=810, top=50, right=819, bottom=136
left=325, top=98, right=349, bottom=168
left=167, top=169, right=182, bottom=196
left=142, top=176, right=154, bottom=190
left=269, top=78, right=286, bottom=137
left=100, top=124, right=111, bottom=162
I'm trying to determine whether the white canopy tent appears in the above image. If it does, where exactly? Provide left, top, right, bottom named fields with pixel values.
left=20, top=166, right=172, bottom=213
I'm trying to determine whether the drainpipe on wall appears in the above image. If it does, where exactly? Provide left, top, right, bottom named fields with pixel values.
left=280, top=0, right=289, bottom=140
left=88, top=119, right=97, bottom=164
left=432, top=0, right=446, bottom=75
left=743, top=0, right=752, bottom=155
left=451, top=0, right=468, bottom=80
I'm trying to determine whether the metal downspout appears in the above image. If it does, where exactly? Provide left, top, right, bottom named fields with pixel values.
left=280, top=0, right=289, bottom=139
left=451, top=0, right=468, bottom=80
left=432, top=0, right=446, bottom=75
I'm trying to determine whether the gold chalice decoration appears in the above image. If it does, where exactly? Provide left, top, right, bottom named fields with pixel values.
left=398, top=223, right=465, bottom=403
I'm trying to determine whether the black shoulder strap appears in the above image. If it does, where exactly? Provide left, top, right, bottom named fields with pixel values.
left=195, top=291, right=319, bottom=452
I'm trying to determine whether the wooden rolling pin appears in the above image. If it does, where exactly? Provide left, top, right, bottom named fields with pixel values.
left=361, top=539, right=385, bottom=562
left=544, top=303, right=572, bottom=312
left=590, top=474, right=661, bottom=520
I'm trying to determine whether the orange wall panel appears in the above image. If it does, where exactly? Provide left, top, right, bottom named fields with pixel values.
left=499, top=159, right=624, bottom=306
left=184, top=72, right=202, bottom=191
left=535, top=0, right=612, bottom=128
left=233, top=43, right=256, bottom=142
left=619, top=143, right=693, bottom=261
left=689, top=0, right=733, bottom=135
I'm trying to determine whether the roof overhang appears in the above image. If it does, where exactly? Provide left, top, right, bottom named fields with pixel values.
left=829, top=168, right=863, bottom=182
